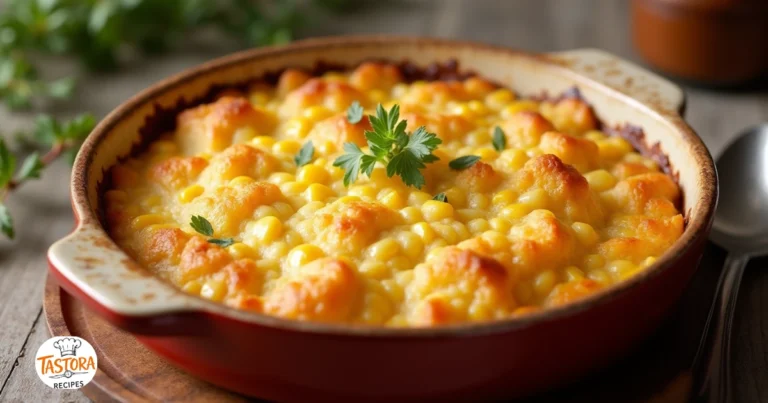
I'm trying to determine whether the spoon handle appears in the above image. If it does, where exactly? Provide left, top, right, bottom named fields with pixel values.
left=694, top=253, right=750, bottom=403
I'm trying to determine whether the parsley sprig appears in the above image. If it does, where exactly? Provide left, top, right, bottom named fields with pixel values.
left=190, top=215, right=235, bottom=248
left=333, top=104, right=441, bottom=189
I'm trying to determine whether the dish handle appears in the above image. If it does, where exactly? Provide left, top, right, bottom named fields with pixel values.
left=47, top=223, right=207, bottom=335
left=548, top=48, right=686, bottom=115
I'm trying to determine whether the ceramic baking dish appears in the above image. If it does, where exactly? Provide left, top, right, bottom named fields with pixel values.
left=47, top=36, right=717, bottom=401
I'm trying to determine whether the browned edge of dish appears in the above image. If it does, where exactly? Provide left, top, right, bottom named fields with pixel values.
left=63, top=35, right=718, bottom=337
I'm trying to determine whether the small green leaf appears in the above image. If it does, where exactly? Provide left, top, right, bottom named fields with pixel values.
left=492, top=126, right=506, bottom=151
left=332, top=143, right=367, bottom=187
left=449, top=155, right=481, bottom=170
left=294, top=141, right=314, bottom=167
left=208, top=238, right=235, bottom=247
left=346, top=100, right=363, bottom=124
left=0, top=204, right=13, bottom=239
left=47, top=77, right=76, bottom=99
left=190, top=215, right=214, bottom=236
left=17, top=152, right=44, bottom=180
left=432, top=193, right=448, bottom=203
left=0, top=139, right=17, bottom=188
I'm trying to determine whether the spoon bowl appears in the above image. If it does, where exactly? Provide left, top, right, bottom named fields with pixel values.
left=710, top=124, right=768, bottom=254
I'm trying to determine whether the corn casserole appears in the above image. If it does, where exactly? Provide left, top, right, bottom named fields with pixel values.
left=104, top=61, right=683, bottom=327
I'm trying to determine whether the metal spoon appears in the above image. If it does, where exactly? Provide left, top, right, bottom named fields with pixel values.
left=694, top=124, right=768, bottom=403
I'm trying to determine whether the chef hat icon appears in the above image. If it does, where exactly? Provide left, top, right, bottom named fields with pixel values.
left=53, top=338, right=82, bottom=357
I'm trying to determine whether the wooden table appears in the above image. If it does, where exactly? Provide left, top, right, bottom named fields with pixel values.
left=1, top=1, right=766, bottom=401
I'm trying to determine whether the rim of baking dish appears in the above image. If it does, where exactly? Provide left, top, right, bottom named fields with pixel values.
left=66, top=35, right=718, bottom=337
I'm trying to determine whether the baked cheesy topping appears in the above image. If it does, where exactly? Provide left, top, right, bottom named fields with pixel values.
left=105, top=62, right=683, bottom=327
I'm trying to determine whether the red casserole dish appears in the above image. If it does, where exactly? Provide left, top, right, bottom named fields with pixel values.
left=47, top=36, right=717, bottom=401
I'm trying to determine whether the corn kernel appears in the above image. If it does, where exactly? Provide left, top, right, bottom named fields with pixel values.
left=273, top=202, right=294, bottom=218
left=288, top=244, right=325, bottom=267
left=304, top=183, right=334, bottom=202
left=378, top=189, right=405, bottom=210
left=229, top=176, right=255, bottom=186
left=251, top=216, right=283, bottom=242
left=250, top=135, right=275, bottom=149
left=229, top=243, right=257, bottom=260
left=481, top=230, right=509, bottom=250
left=477, top=148, right=498, bottom=161
left=280, top=181, right=307, bottom=196
left=178, top=185, right=204, bottom=203
left=433, top=224, right=458, bottom=244
left=534, top=270, right=557, bottom=296
left=572, top=222, right=599, bottom=246
left=456, top=209, right=485, bottom=221
left=143, top=195, right=162, bottom=207
left=397, top=232, right=423, bottom=260
left=501, top=101, right=539, bottom=118
left=641, top=256, right=657, bottom=268
left=131, top=214, right=165, bottom=230
left=500, top=148, right=528, bottom=170
left=268, top=172, right=295, bottom=185
left=606, top=260, right=635, bottom=276
left=368, top=238, right=400, bottom=260
left=200, top=279, right=226, bottom=301
left=492, top=190, right=518, bottom=206
left=489, top=217, right=512, bottom=233
left=467, top=218, right=491, bottom=234
left=411, top=222, right=435, bottom=243
left=588, top=270, right=610, bottom=285
left=297, top=164, right=330, bottom=184
left=359, top=261, right=388, bottom=279
left=400, top=206, right=423, bottom=224
left=518, top=188, right=548, bottom=208
left=584, top=130, right=606, bottom=142
left=584, top=169, right=617, bottom=192
left=585, top=254, right=605, bottom=270
left=564, top=266, right=585, bottom=281
left=349, top=185, right=377, bottom=199
left=182, top=280, right=203, bottom=295
left=408, top=191, right=432, bottom=206
left=272, top=139, right=301, bottom=155
left=249, top=91, right=270, bottom=106
left=302, top=105, right=333, bottom=122
left=422, top=200, right=454, bottom=221
left=500, top=203, right=531, bottom=220
left=468, top=194, right=490, bottom=210
left=485, top=89, right=515, bottom=110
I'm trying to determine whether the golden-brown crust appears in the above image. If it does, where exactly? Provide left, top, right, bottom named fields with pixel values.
left=514, top=154, right=604, bottom=225
left=176, top=236, right=233, bottom=284
left=315, top=200, right=401, bottom=254
left=349, top=62, right=404, bottom=91
left=198, top=144, right=278, bottom=185
left=540, top=98, right=598, bottom=135
left=141, top=228, right=191, bottom=267
left=307, top=113, right=371, bottom=152
left=455, top=161, right=502, bottom=193
left=500, top=111, right=555, bottom=149
left=407, top=247, right=514, bottom=326
left=176, top=96, right=277, bottom=154
left=280, top=78, right=367, bottom=118
left=147, top=156, right=208, bottom=190
left=263, top=258, right=359, bottom=322
left=276, top=69, right=311, bottom=97
left=611, top=162, right=653, bottom=180
left=606, top=173, right=680, bottom=215
left=539, top=131, right=599, bottom=172
left=508, top=210, right=578, bottom=277
left=545, top=279, right=602, bottom=307
left=220, top=259, right=263, bottom=296
left=402, top=111, right=475, bottom=142
left=184, top=181, right=284, bottom=237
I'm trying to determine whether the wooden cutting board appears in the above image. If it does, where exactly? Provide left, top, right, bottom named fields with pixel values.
left=44, top=243, right=727, bottom=402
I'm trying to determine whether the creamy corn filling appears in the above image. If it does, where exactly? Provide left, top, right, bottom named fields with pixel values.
left=105, top=62, right=683, bottom=327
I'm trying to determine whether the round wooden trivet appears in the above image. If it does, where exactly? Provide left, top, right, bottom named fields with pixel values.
left=43, top=275, right=249, bottom=403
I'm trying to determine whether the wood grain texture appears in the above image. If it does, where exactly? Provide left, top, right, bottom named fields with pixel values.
left=1, top=0, right=766, bottom=401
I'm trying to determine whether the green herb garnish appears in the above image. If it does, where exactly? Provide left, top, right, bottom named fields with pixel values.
left=449, top=155, right=481, bottom=170
left=294, top=141, right=314, bottom=167
left=492, top=126, right=506, bottom=151
left=432, top=193, right=448, bottom=203
left=190, top=215, right=234, bottom=247
left=346, top=101, right=364, bottom=124
left=333, top=104, right=441, bottom=189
